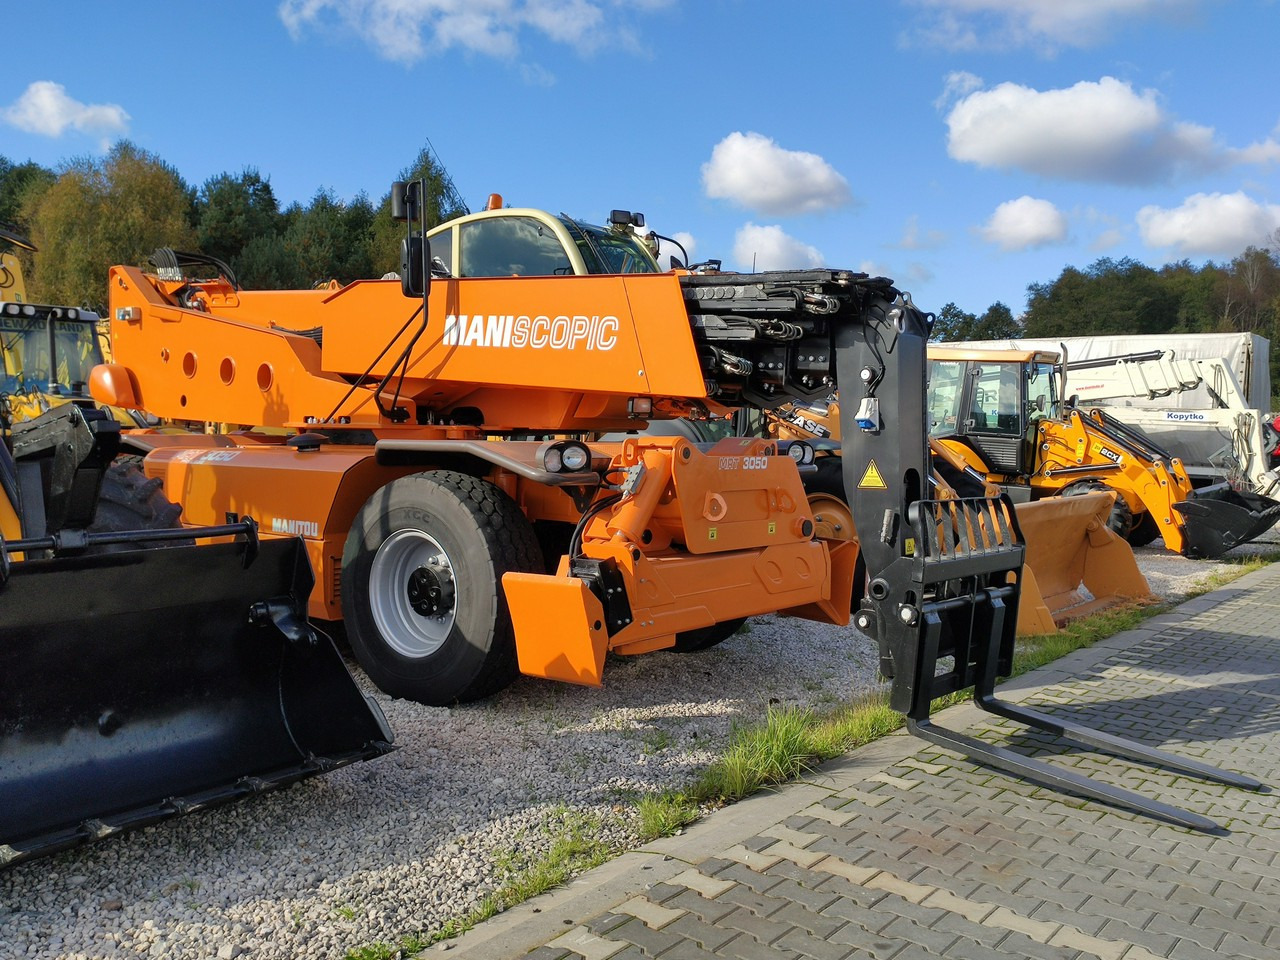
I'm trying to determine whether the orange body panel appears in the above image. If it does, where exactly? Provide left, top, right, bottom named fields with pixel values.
left=103, top=268, right=707, bottom=432
left=144, top=443, right=422, bottom=619
left=503, top=574, right=609, bottom=685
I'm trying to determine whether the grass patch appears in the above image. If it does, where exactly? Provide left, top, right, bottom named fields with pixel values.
left=344, top=809, right=616, bottom=960
left=635, top=793, right=699, bottom=841
left=1184, top=551, right=1280, bottom=598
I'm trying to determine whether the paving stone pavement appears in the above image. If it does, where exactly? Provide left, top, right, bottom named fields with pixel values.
left=434, top=565, right=1280, bottom=960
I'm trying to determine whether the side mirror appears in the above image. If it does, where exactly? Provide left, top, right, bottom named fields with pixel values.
left=393, top=179, right=430, bottom=299
left=400, top=235, right=431, bottom=298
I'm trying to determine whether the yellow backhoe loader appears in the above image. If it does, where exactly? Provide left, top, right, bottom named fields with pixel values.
left=926, top=344, right=1280, bottom=557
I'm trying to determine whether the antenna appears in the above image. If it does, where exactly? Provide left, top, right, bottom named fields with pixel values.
left=423, top=137, right=470, bottom=217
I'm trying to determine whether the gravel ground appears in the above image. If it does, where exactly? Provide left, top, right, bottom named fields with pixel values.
left=3, top=530, right=1278, bottom=960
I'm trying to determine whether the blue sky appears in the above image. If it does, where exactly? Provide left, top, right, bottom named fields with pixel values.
left=3, top=0, right=1279, bottom=317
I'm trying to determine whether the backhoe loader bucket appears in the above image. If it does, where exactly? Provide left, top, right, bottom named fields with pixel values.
left=1173, top=485, right=1280, bottom=559
left=0, top=534, right=394, bottom=868
left=1013, top=492, right=1153, bottom=635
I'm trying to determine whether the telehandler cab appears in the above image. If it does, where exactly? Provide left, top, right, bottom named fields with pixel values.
left=85, top=183, right=1261, bottom=832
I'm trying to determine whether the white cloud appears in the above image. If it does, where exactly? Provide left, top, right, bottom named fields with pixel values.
left=979, top=196, right=1068, bottom=251
left=1137, top=192, right=1280, bottom=256
left=278, top=0, right=669, bottom=63
left=2, top=81, right=129, bottom=140
left=904, top=0, right=1197, bottom=52
left=702, top=132, right=852, bottom=217
left=732, top=223, right=823, bottom=271
left=934, top=70, right=984, bottom=110
left=646, top=228, right=696, bottom=269
left=898, top=214, right=947, bottom=250
left=946, top=76, right=1225, bottom=184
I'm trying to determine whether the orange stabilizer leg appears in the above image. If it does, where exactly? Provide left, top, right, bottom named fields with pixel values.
left=502, top=572, right=609, bottom=686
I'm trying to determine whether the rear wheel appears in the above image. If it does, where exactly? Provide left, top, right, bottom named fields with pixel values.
left=1061, top=480, right=1133, bottom=538
left=342, top=471, right=542, bottom=705
left=88, top=456, right=184, bottom=547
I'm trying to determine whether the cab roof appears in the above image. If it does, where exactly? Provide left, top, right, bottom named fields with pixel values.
left=929, top=344, right=1062, bottom=365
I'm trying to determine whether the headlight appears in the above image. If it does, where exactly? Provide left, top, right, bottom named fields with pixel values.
left=560, top=442, right=590, bottom=472
left=786, top=441, right=815, bottom=466
left=539, top=440, right=593, bottom=474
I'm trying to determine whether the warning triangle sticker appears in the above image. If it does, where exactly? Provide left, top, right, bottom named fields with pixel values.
left=858, top=459, right=888, bottom=490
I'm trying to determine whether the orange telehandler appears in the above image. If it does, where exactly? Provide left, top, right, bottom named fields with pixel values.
left=84, top=182, right=1260, bottom=831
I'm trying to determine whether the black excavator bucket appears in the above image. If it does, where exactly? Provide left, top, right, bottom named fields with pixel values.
left=0, top=531, right=394, bottom=869
left=1173, top=485, right=1280, bottom=559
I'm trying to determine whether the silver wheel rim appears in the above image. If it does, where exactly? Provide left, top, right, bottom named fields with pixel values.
left=369, top=528, right=457, bottom=658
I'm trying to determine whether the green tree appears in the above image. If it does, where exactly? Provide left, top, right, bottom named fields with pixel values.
left=196, top=168, right=281, bottom=268
left=973, top=301, right=1019, bottom=339
left=930, top=301, right=1019, bottom=341
left=1214, top=246, right=1280, bottom=335
left=368, top=145, right=470, bottom=275
left=25, top=142, right=196, bottom=310
left=0, top=157, right=55, bottom=233
left=279, top=188, right=376, bottom=286
left=930, top=302, right=977, bottom=341
left=1158, top=259, right=1223, bottom=332
left=1024, top=257, right=1178, bottom=338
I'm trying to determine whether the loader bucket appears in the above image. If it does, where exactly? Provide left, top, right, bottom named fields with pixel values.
left=0, top=536, right=394, bottom=869
left=1013, top=492, right=1153, bottom=635
left=1173, top=486, right=1280, bottom=559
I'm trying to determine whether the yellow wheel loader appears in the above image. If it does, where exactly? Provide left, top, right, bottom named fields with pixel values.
left=1, top=227, right=155, bottom=437
left=0, top=403, right=393, bottom=868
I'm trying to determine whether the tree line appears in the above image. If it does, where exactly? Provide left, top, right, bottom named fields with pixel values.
left=932, top=247, right=1280, bottom=402
left=0, top=142, right=467, bottom=313
left=4, top=142, right=1280, bottom=394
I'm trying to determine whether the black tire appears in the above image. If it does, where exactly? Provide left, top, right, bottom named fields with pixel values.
left=670, top=617, right=747, bottom=653
left=1061, top=480, right=1133, bottom=538
left=1127, top=509, right=1161, bottom=547
left=87, top=456, right=184, bottom=548
left=804, top=455, right=867, bottom=609
left=341, top=471, right=542, bottom=706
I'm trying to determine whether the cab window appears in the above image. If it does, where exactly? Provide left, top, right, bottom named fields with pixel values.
left=458, top=217, right=573, bottom=278
left=1028, top=362, right=1057, bottom=420
left=561, top=218, right=660, bottom=275
left=429, top=226, right=454, bottom=276
left=971, top=363, right=1023, bottom=434
left=927, top=360, right=964, bottom=437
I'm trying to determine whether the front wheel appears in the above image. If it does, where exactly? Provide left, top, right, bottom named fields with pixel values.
left=804, top=456, right=867, bottom=609
left=342, top=471, right=542, bottom=705
left=1061, top=480, right=1133, bottom=538
left=670, top=617, right=747, bottom=653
